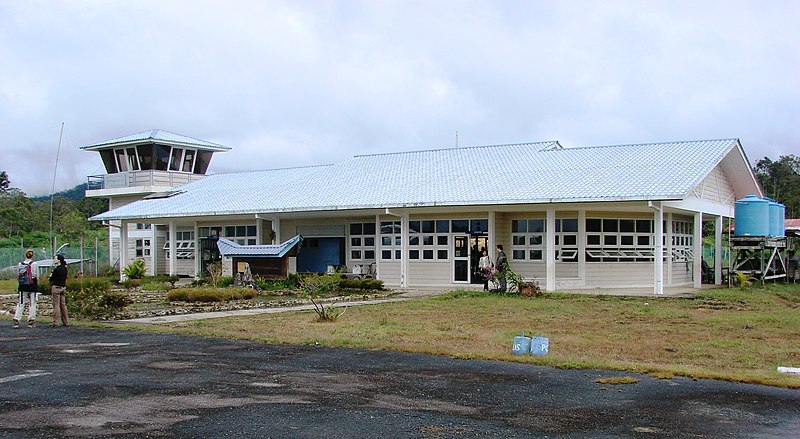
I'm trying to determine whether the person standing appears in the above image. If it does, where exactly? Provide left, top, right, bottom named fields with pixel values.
left=14, top=249, right=40, bottom=329
left=495, top=244, right=508, bottom=292
left=49, top=254, right=69, bottom=327
left=478, top=249, right=493, bottom=291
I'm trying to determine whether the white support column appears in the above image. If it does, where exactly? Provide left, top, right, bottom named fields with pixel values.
left=375, top=214, right=381, bottom=280
left=666, top=212, right=673, bottom=286
left=149, top=223, right=157, bottom=276
left=654, top=203, right=664, bottom=295
left=168, top=221, right=177, bottom=276
left=546, top=208, right=556, bottom=292
left=693, top=212, right=703, bottom=289
left=119, top=220, right=129, bottom=280
left=488, top=210, right=496, bottom=260
left=714, top=215, right=723, bottom=284
left=194, top=221, right=200, bottom=278
left=578, top=209, right=586, bottom=285
left=400, top=212, right=409, bottom=288
left=256, top=217, right=262, bottom=245
left=272, top=217, right=281, bottom=243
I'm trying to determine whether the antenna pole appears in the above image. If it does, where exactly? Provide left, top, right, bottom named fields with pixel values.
left=455, top=130, right=459, bottom=148
left=50, top=122, right=64, bottom=256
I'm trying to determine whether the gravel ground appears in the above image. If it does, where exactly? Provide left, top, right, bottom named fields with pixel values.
left=0, top=324, right=798, bottom=438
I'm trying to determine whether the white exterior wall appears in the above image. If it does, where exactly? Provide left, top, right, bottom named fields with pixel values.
left=379, top=261, right=402, bottom=286
left=408, top=261, right=451, bottom=286
left=585, top=262, right=654, bottom=288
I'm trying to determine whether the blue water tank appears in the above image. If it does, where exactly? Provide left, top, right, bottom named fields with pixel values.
left=734, top=195, right=770, bottom=237
left=763, top=198, right=785, bottom=237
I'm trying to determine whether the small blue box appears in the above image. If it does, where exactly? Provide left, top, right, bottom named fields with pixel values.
left=530, top=336, right=549, bottom=356
left=512, top=334, right=532, bottom=355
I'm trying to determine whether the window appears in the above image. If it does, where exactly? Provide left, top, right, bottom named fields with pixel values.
left=380, top=221, right=401, bottom=260
left=194, top=150, right=213, bottom=174
left=198, top=226, right=222, bottom=238
left=408, top=219, right=451, bottom=261
left=135, top=239, right=151, bottom=258
left=349, top=222, right=376, bottom=261
left=555, top=218, right=578, bottom=262
left=224, top=225, right=257, bottom=245
left=671, top=220, right=694, bottom=261
left=169, top=148, right=183, bottom=171
left=511, top=219, right=545, bottom=261
left=164, top=231, right=195, bottom=259
left=586, top=218, right=655, bottom=262
left=135, top=223, right=151, bottom=230
left=100, top=150, right=117, bottom=173
left=182, top=150, right=195, bottom=172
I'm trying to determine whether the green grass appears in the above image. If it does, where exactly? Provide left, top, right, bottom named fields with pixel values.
left=93, top=283, right=800, bottom=389
left=8, top=278, right=800, bottom=388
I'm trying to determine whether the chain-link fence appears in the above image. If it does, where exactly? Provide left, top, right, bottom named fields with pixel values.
left=0, top=244, right=110, bottom=279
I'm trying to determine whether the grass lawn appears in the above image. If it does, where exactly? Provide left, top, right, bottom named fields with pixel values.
left=103, top=283, right=800, bottom=389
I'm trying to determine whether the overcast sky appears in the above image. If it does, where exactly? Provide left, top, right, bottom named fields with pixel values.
left=1, top=0, right=798, bottom=196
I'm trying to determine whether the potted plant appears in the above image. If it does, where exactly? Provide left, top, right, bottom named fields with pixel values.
left=505, top=267, right=542, bottom=297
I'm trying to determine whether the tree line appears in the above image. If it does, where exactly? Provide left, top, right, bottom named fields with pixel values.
left=754, top=155, right=800, bottom=218
left=0, top=171, right=108, bottom=248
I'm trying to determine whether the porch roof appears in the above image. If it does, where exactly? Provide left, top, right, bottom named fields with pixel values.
left=91, top=138, right=756, bottom=221
left=216, top=235, right=303, bottom=258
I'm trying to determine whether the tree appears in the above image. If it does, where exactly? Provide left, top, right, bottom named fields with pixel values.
left=0, top=171, right=9, bottom=193
left=754, top=155, right=800, bottom=218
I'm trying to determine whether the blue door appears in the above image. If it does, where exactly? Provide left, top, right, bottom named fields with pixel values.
left=296, top=237, right=344, bottom=273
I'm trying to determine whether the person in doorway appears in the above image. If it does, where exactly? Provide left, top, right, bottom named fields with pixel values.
left=49, top=254, right=69, bottom=327
left=495, top=244, right=508, bottom=292
left=14, top=249, right=39, bottom=328
left=478, top=248, right=493, bottom=291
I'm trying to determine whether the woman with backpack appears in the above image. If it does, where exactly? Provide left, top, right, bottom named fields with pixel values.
left=14, top=249, right=39, bottom=329
left=49, top=254, right=69, bottom=327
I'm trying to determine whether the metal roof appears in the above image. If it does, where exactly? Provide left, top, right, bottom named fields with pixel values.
left=216, top=235, right=303, bottom=258
left=91, top=138, right=748, bottom=221
left=80, top=129, right=231, bottom=151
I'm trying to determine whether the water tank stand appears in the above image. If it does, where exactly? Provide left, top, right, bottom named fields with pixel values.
left=730, top=237, right=787, bottom=285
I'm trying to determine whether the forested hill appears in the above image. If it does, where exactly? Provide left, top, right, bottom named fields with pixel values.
left=31, top=183, right=88, bottom=201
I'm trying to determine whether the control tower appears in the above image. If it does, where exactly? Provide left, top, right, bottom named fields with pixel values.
left=82, top=130, right=230, bottom=273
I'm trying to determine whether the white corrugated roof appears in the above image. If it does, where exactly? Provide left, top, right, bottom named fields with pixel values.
left=91, top=139, right=743, bottom=221
left=80, top=129, right=230, bottom=151
left=216, top=235, right=303, bottom=258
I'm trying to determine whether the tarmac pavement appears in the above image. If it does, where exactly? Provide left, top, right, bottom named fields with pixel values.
left=0, top=324, right=798, bottom=438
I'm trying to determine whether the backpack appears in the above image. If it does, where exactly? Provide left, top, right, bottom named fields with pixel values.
left=18, top=261, right=33, bottom=286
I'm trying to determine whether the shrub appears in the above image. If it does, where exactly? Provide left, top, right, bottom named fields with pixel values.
left=300, top=274, right=345, bottom=322
left=255, top=273, right=302, bottom=291
left=218, top=276, right=234, bottom=288
left=205, top=262, right=223, bottom=287
left=122, top=259, right=147, bottom=279
left=337, top=278, right=384, bottom=291
left=166, top=287, right=256, bottom=302
left=144, top=275, right=180, bottom=288
left=141, top=282, right=170, bottom=291
left=120, top=278, right=141, bottom=289
left=67, top=277, right=111, bottom=293
left=65, top=279, right=131, bottom=320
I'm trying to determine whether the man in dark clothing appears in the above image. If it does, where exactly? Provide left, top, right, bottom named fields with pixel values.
left=49, top=254, right=69, bottom=327
left=495, top=244, right=508, bottom=292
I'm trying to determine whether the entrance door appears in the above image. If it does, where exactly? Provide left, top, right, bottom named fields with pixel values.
left=453, top=235, right=469, bottom=282
left=199, top=237, right=221, bottom=276
left=470, top=235, right=489, bottom=284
